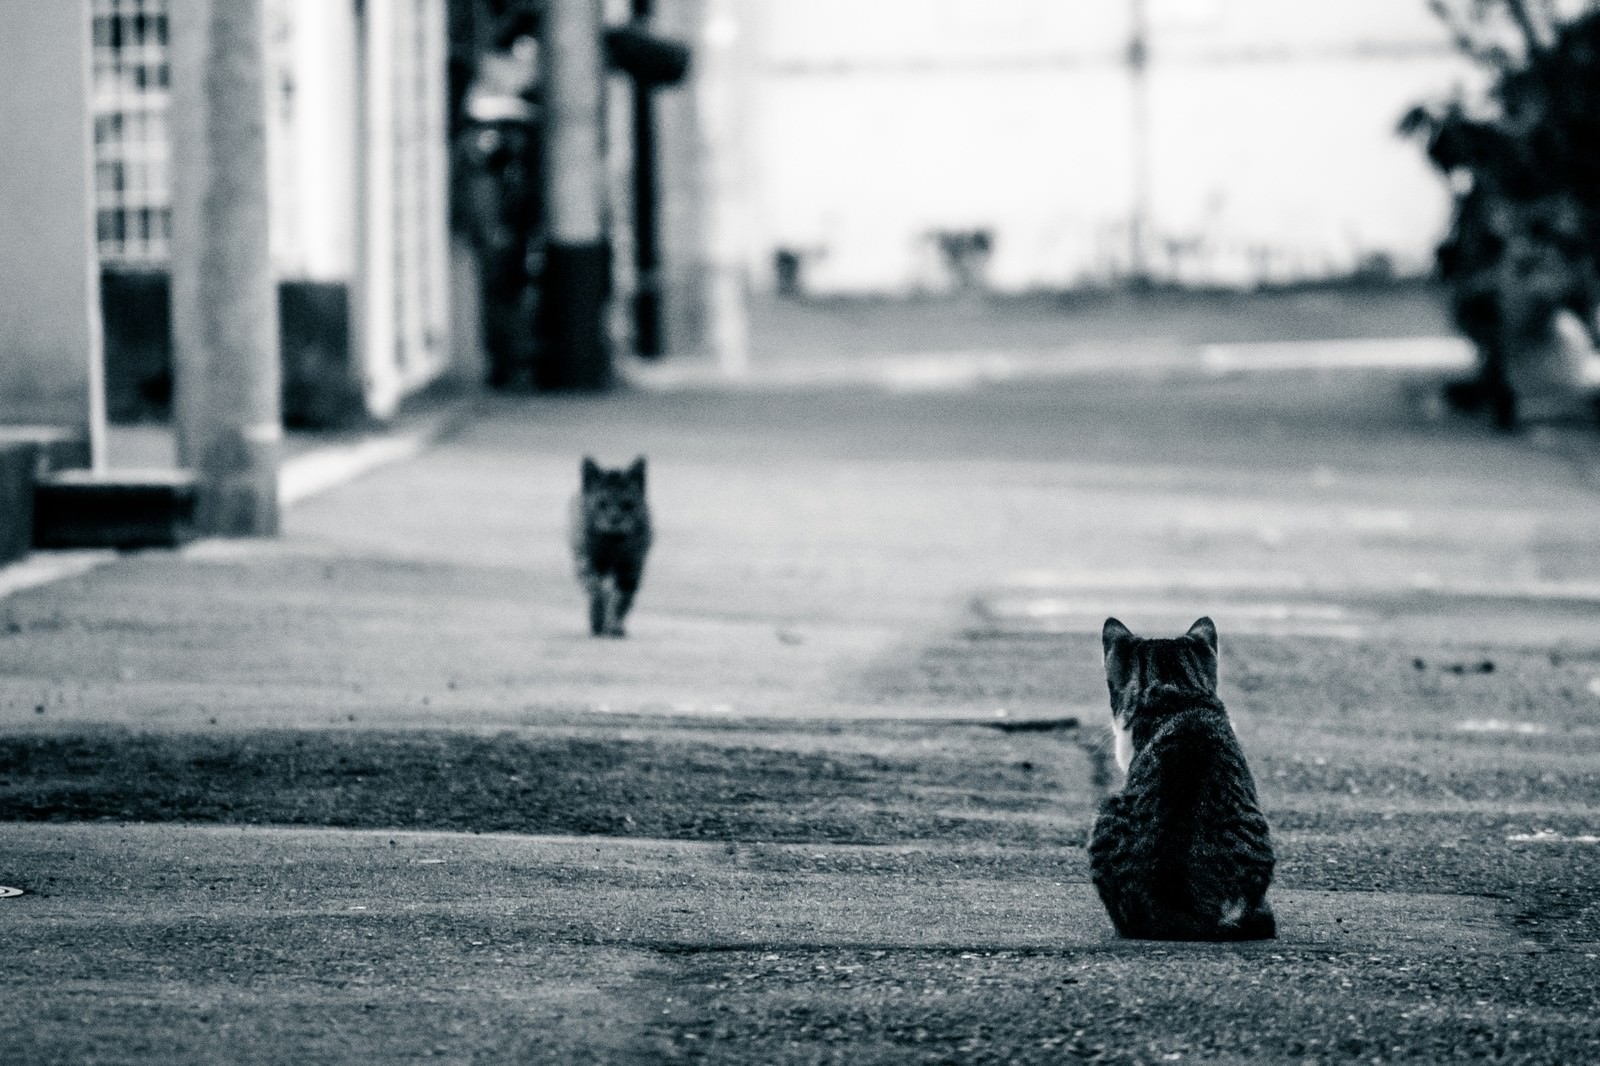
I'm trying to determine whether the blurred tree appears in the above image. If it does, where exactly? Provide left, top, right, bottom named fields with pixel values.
left=1401, top=0, right=1600, bottom=427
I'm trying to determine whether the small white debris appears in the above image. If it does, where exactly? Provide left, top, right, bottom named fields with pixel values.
left=1506, top=830, right=1600, bottom=844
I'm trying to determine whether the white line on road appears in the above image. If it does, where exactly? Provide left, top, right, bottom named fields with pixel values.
left=1201, top=336, right=1474, bottom=374
left=1000, top=568, right=1600, bottom=605
left=1457, top=719, right=1550, bottom=735
left=975, top=593, right=1369, bottom=639
left=625, top=336, right=1475, bottom=394
left=981, top=596, right=1358, bottom=623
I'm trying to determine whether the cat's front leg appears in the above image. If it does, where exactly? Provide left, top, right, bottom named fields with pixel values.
left=607, top=565, right=642, bottom=638
left=599, top=577, right=626, bottom=638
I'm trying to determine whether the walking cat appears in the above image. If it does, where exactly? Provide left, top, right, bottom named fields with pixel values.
left=1088, top=616, right=1277, bottom=941
left=571, top=456, right=652, bottom=637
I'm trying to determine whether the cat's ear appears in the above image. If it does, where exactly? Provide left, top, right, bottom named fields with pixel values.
left=1102, top=617, right=1134, bottom=688
left=1186, top=616, right=1217, bottom=654
left=1186, top=616, right=1219, bottom=687
left=626, top=456, right=646, bottom=489
left=1102, top=617, right=1133, bottom=653
left=581, top=456, right=601, bottom=489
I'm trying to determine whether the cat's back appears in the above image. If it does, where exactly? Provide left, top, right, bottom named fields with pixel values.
left=1131, top=706, right=1262, bottom=813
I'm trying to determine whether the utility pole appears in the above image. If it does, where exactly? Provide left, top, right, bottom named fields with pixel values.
left=169, top=0, right=281, bottom=534
left=540, top=0, right=612, bottom=389
left=1127, top=0, right=1152, bottom=287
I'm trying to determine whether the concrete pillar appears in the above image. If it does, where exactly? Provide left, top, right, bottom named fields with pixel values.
left=654, top=0, right=708, bottom=359
left=0, top=0, right=104, bottom=465
left=540, top=0, right=612, bottom=390
left=170, top=0, right=281, bottom=534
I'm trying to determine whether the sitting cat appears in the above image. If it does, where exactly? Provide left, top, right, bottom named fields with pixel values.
left=1088, top=616, right=1277, bottom=941
left=570, top=456, right=652, bottom=637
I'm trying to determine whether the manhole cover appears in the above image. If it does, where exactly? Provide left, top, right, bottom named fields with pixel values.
left=0, top=887, right=23, bottom=899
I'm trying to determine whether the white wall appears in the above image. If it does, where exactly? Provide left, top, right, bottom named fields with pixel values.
left=0, top=0, right=101, bottom=438
left=747, top=0, right=1475, bottom=294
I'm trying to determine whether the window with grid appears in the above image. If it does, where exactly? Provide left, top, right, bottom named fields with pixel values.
left=91, top=0, right=172, bottom=266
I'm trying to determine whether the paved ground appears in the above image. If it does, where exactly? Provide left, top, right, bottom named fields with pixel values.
left=4, top=312, right=1600, bottom=1061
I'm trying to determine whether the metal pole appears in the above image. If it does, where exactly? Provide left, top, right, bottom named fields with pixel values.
left=630, top=0, right=664, bottom=358
left=540, top=0, right=612, bottom=389
left=1128, top=0, right=1151, bottom=286
left=170, top=0, right=281, bottom=534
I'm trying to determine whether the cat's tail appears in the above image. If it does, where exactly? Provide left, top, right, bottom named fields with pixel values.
left=1134, top=885, right=1276, bottom=941
left=1216, top=898, right=1276, bottom=941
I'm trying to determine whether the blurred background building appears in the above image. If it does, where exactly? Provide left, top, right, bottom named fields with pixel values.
left=745, top=0, right=1470, bottom=296
left=91, top=0, right=452, bottom=426
left=3, top=1, right=1486, bottom=431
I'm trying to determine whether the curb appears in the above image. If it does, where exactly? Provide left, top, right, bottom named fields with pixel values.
left=278, top=399, right=472, bottom=507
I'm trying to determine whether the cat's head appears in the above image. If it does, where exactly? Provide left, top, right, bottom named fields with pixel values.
left=1101, top=616, right=1218, bottom=770
left=581, top=456, right=647, bottom=533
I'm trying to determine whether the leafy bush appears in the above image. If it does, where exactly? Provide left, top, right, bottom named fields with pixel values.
left=1401, top=0, right=1600, bottom=426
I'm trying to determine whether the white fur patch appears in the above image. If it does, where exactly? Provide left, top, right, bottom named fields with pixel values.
left=1220, top=900, right=1246, bottom=926
left=1113, top=721, right=1134, bottom=772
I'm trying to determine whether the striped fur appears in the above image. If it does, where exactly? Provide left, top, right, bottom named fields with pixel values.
left=1088, top=616, right=1277, bottom=941
left=571, top=456, right=652, bottom=637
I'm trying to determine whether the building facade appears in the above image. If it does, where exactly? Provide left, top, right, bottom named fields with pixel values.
left=91, top=0, right=453, bottom=423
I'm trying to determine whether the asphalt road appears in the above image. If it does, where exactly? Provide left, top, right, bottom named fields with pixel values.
left=4, top=358, right=1600, bottom=1062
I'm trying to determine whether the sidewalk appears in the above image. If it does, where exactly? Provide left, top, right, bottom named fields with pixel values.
left=0, top=391, right=473, bottom=604
left=4, top=336, right=1600, bottom=1062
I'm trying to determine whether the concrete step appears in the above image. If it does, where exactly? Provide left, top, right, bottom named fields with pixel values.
left=32, top=468, right=198, bottom=550
left=0, top=426, right=90, bottom=566
left=0, top=441, right=38, bottom=566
